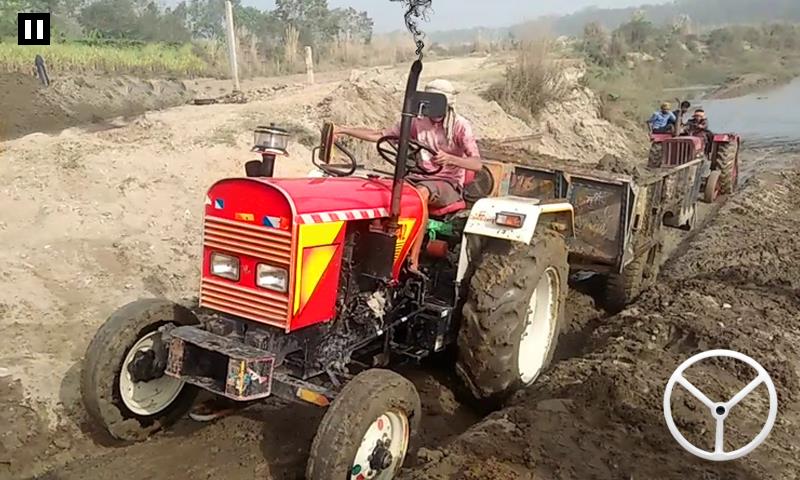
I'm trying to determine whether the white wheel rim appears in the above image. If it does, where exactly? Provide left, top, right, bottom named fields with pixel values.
left=350, top=410, right=409, bottom=480
left=518, top=267, right=560, bottom=384
left=118, top=331, right=184, bottom=416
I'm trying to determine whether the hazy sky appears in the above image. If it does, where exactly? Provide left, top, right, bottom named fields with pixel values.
left=246, top=0, right=667, bottom=32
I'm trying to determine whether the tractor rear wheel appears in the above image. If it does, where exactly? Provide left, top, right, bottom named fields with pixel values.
left=648, top=143, right=663, bottom=168
left=456, top=232, right=568, bottom=404
left=81, top=299, right=199, bottom=442
left=704, top=170, right=721, bottom=203
left=716, top=141, right=739, bottom=194
left=307, top=369, right=420, bottom=480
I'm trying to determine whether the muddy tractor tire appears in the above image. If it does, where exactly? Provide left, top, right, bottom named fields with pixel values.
left=647, top=143, right=663, bottom=168
left=456, top=232, right=568, bottom=404
left=704, top=170, right=721, bottom=204
left=605, top=240, right=662, bottom=313
left=716, top=141, right=739, bottom=194
left=81, top=298, right=199, bottom=442
left=307, top=369, right=420, bottom=480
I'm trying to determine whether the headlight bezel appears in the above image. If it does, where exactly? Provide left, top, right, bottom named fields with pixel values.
left=256, top=263, right=288, bottom=293
left=210, top=252, right=240, bottom=281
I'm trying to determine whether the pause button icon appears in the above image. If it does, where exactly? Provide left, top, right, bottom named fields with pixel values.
left=17, top=12, right=51, bottom=45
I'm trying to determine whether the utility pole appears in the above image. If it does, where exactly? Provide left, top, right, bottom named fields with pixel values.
left=224, top=0, right=240, bottom=92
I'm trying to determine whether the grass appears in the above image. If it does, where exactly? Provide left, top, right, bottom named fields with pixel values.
left=0, top=42, right=210, bottom=76
left=483, top=41, right=569, bottom=121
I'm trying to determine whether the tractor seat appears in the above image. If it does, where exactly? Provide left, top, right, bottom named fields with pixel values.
left=428, top=169, right=478, bottom=218
left=429, top=199, right=467, bottom=217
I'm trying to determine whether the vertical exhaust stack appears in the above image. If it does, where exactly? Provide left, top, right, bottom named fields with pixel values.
left=388, top=59, right=424, bottom=228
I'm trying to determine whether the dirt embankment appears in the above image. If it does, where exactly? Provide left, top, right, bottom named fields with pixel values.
left=403, top=169, right=800, bottom=480
left=0, top=73, right=193, bottom=141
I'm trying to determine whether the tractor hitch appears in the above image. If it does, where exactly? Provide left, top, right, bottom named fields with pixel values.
left=165, top=325, right=276, bottom=401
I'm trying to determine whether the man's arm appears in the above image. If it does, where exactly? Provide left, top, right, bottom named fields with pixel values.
left=335, top=126, right=385, bottom=143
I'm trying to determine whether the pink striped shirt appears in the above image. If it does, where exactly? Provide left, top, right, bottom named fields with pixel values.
left=383, top=115, right=480, bottom=188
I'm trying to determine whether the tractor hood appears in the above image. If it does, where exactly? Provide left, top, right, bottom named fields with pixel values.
left=201, top=176, right=424, bottom=332
left=205, top=176, right=423, bottom=227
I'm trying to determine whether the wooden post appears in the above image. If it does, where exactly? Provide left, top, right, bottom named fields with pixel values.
left=224, top=0, right=240, bottom=92
left=305, top=46, right=314, bottom=85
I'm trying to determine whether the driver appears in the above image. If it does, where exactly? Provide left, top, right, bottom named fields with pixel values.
left=334, top=79, right=483, bottom=274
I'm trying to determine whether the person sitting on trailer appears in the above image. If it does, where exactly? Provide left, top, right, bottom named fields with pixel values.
left=334, top=79, right=483, bottom=275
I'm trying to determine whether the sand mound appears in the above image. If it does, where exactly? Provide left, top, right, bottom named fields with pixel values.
left=0, top=73, right=192, bottom=141
left=404, top=170, right=800, bottom=480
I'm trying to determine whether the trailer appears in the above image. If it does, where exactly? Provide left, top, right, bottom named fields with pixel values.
left=480, top=146, right=705, bottom=311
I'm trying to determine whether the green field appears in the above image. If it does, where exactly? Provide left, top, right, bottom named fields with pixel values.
left=0, top=42, right=210, bottom=76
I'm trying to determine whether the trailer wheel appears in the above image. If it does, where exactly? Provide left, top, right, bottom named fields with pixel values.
left=81, top=299, right=199, bottom=442
left=307, top=369, right=420, bottom=480
left=605, top=254, right=646, bottom=314
left=704, top=170, right=721, bottom=203
left=648, top=143, right=663, bottom=168
left=456, top=232, right=568, bottom=404
left=716, top=141, right=738, bottom=194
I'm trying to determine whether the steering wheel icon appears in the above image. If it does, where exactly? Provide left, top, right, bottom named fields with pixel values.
left=663, top=349, right=778, bottom=461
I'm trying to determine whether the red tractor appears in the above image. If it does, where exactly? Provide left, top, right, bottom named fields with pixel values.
left=649, top=127, right=740, bottom=204
left=81, top=60, right=576, bottom=479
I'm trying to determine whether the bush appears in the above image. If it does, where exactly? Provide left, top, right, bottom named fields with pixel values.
left=484, top=40, right=569, bottom=120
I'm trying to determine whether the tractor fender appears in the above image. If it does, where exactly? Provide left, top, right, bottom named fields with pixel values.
left=455, top=196, right=574, bottom=284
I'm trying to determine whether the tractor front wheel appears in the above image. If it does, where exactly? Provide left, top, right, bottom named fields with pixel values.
left=307, top=369, right=420, bottom=480
left=704, top=170, right=721, bottom=203
left=456, top=232, right=568, bottom=405
left=81, top=299, right=199, bottom=442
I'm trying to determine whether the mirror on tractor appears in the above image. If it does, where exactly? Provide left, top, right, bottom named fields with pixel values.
left=412, top=91, right=448, bottom=119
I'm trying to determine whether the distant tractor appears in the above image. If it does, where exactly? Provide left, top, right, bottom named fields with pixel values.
left=649, top=127, right=740, bottom=204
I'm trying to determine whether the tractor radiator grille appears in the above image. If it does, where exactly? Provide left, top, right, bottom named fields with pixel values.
left=200, top=216, right=292, bottom=328
left=202, top=216, right=291, bottom=265
left=663, top=140, right=697, bottom=166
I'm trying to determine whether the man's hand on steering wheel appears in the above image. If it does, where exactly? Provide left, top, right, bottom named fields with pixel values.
left=431, top=151, right=458, bottom=167
left=376, top=135, right=443, bottom=176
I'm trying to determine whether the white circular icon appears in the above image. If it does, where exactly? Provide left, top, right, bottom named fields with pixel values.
left=663, top=349, right=778, bottom=461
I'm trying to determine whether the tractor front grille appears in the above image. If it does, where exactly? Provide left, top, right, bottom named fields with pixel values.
left=200, top=216, right=292, bottom=328
left=663, top=139, right=697, bottom=166
left=203, top=216, right=291, bottom=265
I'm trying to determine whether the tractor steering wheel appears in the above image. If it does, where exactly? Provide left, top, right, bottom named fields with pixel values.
left=376, top=136, right=443, bottom=176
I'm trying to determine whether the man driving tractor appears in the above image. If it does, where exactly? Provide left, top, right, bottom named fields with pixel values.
left=334, top=78, right=483, bottom=274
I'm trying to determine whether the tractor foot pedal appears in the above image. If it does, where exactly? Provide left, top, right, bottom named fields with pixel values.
left=165, top=326, right=275, bottom=401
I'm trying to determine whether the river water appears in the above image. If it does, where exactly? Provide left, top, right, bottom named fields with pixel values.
left=698, top=78, right=800, bottom=177
left=701, top=77, right=800, bottom=148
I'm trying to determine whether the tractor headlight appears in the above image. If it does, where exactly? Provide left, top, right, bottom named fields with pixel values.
left=256, top=264, right=288, bottom=292
left=210, top=253, right=240, bottom=281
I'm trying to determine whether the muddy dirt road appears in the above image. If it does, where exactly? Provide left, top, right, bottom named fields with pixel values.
left=1, top=55, right=798, bottom=480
